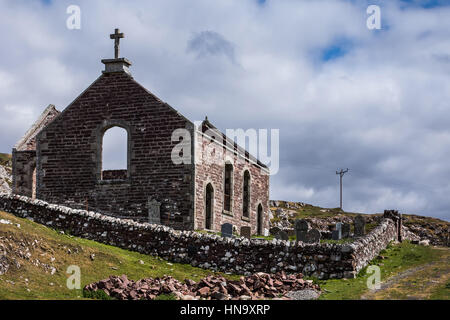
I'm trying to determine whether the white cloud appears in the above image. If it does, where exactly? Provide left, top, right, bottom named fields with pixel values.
left=1, top=0, right=449, bottom=220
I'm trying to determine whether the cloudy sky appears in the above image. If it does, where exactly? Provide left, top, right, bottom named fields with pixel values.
left=1, top=0, right=449, bottom=220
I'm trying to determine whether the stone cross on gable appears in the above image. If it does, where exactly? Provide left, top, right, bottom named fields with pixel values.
left=110, top=28, right=124, bottom=59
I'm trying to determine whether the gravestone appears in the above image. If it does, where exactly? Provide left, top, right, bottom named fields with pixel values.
left=342, top=223, right=351, bottom=238
left=148, top=198, right=161, bottom=225
left=263, top=228, right=269, bottom=237
left=269, top=227, right=281, bottom=236
left=354, top=215, right=366, bottom=237
left=295, top=219, right=309, bottom=243
left=240, top=226, right=251, bottom=239
left=275, top=230, right=289, bottom=241
left=305, top=229, right=321, bottom=244
left=221, top=223, right=233, bottom=238
left=332, top=222, right=342, bottom=240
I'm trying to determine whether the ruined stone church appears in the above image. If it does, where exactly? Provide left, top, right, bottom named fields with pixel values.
left=12, top=29, right=269, bottom=235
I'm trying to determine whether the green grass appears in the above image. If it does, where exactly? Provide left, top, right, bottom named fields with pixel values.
left=0, top=211, right=240, bottom=300
left=430, top=281, right=450, bottom=300
left=316, top=241, right=447, bottom=300
left=154, top=293, right=177, bottom=300
left=0, top=153, right=11, bottom=167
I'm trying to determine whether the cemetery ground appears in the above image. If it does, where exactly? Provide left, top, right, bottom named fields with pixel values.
left=1, top=210, right=448, bottom=300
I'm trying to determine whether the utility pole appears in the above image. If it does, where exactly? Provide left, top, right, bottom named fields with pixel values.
left=336, top=168, right=349, bottom=210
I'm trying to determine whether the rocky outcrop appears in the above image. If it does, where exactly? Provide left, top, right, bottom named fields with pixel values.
left=83, top=271, right=320, bottom=300
left=403, top=216, right=449, bottom=246
left=0, top=165, right=11, bottom=195
left=269, top=200, right=449, bottom=247
left=269, top=201, right=379, bottom=232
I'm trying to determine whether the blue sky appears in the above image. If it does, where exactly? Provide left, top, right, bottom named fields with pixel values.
left=1, top=0, right=450, bottom=220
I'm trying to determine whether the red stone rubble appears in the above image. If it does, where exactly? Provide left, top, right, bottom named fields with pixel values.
left=83, top=271, right=320, bottom=300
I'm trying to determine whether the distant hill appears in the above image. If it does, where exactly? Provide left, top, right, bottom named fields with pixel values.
left=269, top=200, right=449, bottom=246
left=0, top=153, right=11, bottom=167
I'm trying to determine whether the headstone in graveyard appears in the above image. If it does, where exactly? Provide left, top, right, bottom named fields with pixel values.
left=275, top=230, right=289, bottom=241
left=269, top=227, right=281, bottom=236
left=240, top=226, right=251, bottom=239
left=342, top=223, right=351, bottom=238
left=305, top=229, right=321, bottom=244
left=332, top=222, right=343, bottom=240
left=295, top=219, right=309, bottom=243
left=148, top=198, right=161, bottom=225
left=354, top=215, right=366, bottom=237
left=221, top=223, right=233, bottom=238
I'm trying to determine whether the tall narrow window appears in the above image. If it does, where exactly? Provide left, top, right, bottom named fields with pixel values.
left=257, top=204, right=263, bottom=235
left=102, top=126, right=128, bottom=180
left=205, top=183, right=214, bottom=229
left=224, top=163, right=233, bottom=212
left=242, top=170, right=250, bottom=218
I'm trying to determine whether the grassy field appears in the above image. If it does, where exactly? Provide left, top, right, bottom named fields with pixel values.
left=0, top=153, right=11, bottom=167
left=316, top=241, right=450, bottom=300
left=0, top=211, right=239, bottom=300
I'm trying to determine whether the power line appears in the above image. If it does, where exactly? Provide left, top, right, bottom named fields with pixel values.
left=336, top=168, right=349, bottom=210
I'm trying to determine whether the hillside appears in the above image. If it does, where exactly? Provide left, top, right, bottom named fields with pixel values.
left=269, top=200, right=449, bottom=246
left=0, top=210, right=240, bottom=299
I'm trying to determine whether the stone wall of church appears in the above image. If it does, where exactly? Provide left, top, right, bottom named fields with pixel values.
left=11, top=150, right=36, bottom=198
left=35, top=72, right=195, bottom=229
left=194, top=131, right=270, bottom=234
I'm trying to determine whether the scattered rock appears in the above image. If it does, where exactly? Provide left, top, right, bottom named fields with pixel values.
left=84, top=271, right=320, bottom=300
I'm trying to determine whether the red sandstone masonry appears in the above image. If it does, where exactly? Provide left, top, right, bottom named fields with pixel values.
left=35, top=72, right=195, bottom=229
left=194, top=132, right=270, bottom=234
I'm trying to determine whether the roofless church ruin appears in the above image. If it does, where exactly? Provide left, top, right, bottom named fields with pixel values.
left=11, top=29, right=270, bottom=234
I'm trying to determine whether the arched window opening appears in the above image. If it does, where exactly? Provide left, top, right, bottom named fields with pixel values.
left=101, top=126, right=128, bottom=180
left=257, top=204, right=263, bottom=236
left=242, top=170, right=250, bottom=218
left=205, top=183, right=214, bottom=230
left=224, top=163, right=233, bottom=212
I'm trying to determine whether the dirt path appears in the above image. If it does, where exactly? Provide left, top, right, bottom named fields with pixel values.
left=361, top=247, right=450, bottom=300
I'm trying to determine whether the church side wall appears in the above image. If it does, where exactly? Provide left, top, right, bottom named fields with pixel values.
left=194, top=132, right=270, bottom=234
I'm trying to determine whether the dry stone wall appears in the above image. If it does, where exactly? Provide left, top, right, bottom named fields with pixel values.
left=0, top=194, right=406, bottom=279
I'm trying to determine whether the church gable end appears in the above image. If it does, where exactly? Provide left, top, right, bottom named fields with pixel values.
left=34, top=40, right=195, bottom=229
